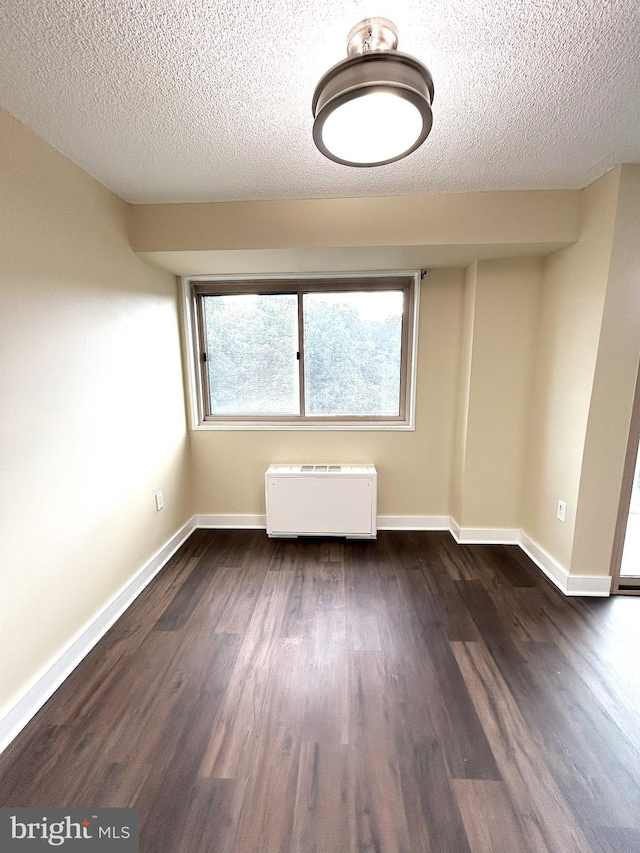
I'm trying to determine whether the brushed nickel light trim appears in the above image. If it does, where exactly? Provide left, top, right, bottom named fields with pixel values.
left=346, top=17, right=399, bottom=56
left=312, top=18, right=434, bottom=167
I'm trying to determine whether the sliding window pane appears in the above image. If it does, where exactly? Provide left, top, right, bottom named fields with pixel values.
left=202, top=293, right=299, bottom=415
left=303, top=291, right=403, bottom=416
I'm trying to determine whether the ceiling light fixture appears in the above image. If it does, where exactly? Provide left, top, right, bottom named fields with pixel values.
left=312, top=17, right=434, bottom=168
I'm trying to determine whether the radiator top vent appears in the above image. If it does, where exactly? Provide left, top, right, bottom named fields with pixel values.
left=267, top=463, right=376, bottom=477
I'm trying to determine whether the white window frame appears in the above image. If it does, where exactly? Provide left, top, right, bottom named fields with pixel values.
left=181, top=271, right=420, bottom=431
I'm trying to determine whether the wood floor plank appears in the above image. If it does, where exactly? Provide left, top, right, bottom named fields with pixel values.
left=0, top=724, right=80, bottom=806
left=175, top=777, right=247, bottom=853
left=94, top=631, right=241, bottom=819
left=437, top=535, right=489, bottom=582
left=282, top=566, right=325, bottom=639
left=452, top=640, right=599, bottom=853
left=198, top=571, right=297, bottom=779
left=96, top=630, right=194, bottom=764
left=1, top=628, right=192, bottom=802
left=532, top=588, right=640, bottom=758
left=307, top=565, right=346, bottom=650
left=380, top=532, right=482, bottom=642
left=320, top=540, right=344, bottom=562
left=403, top=571, right=502, bottom=780
left=268, top=537, right=320, bottom=571
left=344, top=550, right=384, bottom=651
left=475, top=544, right=538, bottom=589
left=300, top=567, right=348, bottom=744
left=348, top=650, right=395, bottom=742
left=482, top=585, right=555, bottom=643
left=349, top=604, right=432, bottom=746
left=204, top=528, right=269, bottom=568
left=456, top=578, right=529, bottom=655
left=154, top=549, right=223, bottom=631
left=398, top=733, right=472, bottom=853
left=452, top=780, right=543, bottom=853
left=518, top=641, right=640, bottom=831
left=80, top=761, right=152, bottom=808
left=347, top=650, right=414, bottom=853
left=132, top=628, right=243, bottom=842
left=456, top=578, right=533, bottom=700
left=423, top=581, right=482, bottom=643
left=182, top=563, right=264, bottom=636
left=590, top=828, right=640, bottom=853
left=229, top=725, right=301, bottom=853
left=214, top=564, right=265, bottom=634
left=291, top=742, right=352, bottom=853
left=379, top=530, right=447, bottom=577
left=350, top=739, right=413, bottom=853
left=281, top=565, right=346, bottom=649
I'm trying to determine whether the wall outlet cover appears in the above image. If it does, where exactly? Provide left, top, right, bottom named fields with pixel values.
left=557, top=499, right=567, bottom=522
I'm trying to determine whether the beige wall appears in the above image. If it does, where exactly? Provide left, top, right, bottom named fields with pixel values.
left=450, top=263, right=477, bottom=523
left=453, top=258, right=542, bottom=529
left=130, top=191, right=580, bottom=255
left=570, top=165, right=640, bottom=576
left=521, top=170, right=621, bottom=572
left=0, top=110, right=193, bottom=719
left=519, top=166, right=640, bottom=579
left=192, top=269, right=464, bottom=518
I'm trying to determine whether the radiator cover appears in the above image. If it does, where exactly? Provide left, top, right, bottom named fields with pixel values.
left=265, top=464, right=377, bottom=538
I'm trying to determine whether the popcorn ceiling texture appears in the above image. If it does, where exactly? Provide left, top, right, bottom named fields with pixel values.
left=0, top=0, right=638, bottom=203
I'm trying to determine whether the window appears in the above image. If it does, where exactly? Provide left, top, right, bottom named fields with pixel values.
left=186, top=274, right=419, bottom=429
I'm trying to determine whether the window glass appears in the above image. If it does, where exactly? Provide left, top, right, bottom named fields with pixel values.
left=303, top=291, right=403, bottom=416
left=202, top=293, right=299, bottom=415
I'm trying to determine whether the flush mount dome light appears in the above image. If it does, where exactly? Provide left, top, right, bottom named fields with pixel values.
left=312, top=17, right=434, bottom=167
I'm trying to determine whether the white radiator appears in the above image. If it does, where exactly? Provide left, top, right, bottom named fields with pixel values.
left=265, top=464, right=377, bottom=539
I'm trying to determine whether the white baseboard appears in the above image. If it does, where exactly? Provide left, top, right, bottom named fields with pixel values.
left=0, top=516, right=197, bottom=757
left=199, top=514, right=451, bottom=532
left=518, top=532, right=611, bottom=597
left=377, top=515, right=450, bottom=530
left=450, top=522, right=520, bottom=545
left=195, top=513, right=266, bottom=528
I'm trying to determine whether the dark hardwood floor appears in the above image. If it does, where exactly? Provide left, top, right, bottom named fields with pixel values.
left=1, top=529, right=640, bottom=852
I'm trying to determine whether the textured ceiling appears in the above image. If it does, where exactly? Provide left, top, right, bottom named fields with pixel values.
left=1, top=0, right=639, bottom=203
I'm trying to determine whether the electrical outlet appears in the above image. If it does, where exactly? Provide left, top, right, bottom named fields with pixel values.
left=557, top=499, right=567, bottom=522
left=155, top=490, right=164, bottom=511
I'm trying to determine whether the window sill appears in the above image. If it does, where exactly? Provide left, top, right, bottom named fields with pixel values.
left=192, top=420, right=415, bottom=431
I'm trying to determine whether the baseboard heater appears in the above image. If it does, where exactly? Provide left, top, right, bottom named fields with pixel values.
left=265, top=464, right=377, bottom=539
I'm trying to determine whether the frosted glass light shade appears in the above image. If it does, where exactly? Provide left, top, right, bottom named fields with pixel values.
left=320, top=91, right=425, bottom=165
left=312, top=50, right=434, bottom=167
